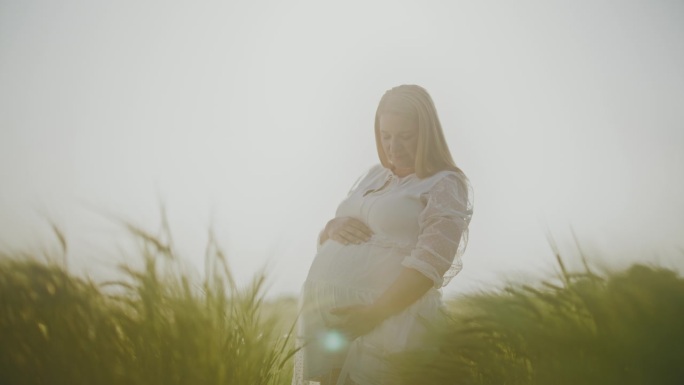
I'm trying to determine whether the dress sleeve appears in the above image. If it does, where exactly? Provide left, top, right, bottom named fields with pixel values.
left=401, top=172, right=474, bottom=288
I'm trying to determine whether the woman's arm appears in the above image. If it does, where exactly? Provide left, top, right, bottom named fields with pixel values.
left=330, top=173, right=473, bottom=340
left=372, top=267, right=434, bottom=317
left=329, top=267, right=433, bottom=339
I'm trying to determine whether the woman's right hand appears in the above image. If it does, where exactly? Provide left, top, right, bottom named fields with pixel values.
left=321, top=217, right=374, bottom=245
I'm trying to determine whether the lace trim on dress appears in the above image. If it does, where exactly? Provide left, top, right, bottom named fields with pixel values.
left=401, top=172, right=473, bottom=287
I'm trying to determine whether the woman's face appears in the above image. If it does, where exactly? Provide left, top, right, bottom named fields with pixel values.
left=379, top=113, right=419, bottom=174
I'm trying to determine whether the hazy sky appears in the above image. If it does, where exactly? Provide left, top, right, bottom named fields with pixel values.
left=1, top=0, right=683, bottom=298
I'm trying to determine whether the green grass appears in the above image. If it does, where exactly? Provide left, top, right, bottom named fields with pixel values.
left=393, top=258, right=684, bottom=385
left=0, top=223, right=299, bottom=385
left=1, top=222, right=683, bottom=385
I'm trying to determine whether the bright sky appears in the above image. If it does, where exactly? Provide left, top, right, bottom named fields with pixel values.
left=1, top=0, right=683, bottom=298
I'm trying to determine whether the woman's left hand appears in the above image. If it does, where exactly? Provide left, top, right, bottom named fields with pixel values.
left=328, top=304, right=387, bottom=340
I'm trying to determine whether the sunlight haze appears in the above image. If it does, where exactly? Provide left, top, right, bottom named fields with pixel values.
left=1, top=0, right=683, bottom=298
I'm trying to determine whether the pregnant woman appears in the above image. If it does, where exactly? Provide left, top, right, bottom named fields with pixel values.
left=292, top=85, right=474, bottom=385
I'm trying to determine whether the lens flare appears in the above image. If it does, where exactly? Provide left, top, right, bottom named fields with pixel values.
left=322, top=330, right=346, bottom=352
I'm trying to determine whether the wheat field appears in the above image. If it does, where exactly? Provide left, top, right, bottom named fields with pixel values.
left=1, top=224, right=682, bottom=385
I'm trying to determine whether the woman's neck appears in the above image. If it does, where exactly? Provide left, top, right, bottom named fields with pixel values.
left=392, top=167, right=415, bottom=178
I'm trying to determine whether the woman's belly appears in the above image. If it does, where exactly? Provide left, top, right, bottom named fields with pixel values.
left=305, top=237, right=414, bottom=292
left=299, top=238, right=444, bottom=358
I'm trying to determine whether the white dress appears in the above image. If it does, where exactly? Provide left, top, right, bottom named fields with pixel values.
left=292, top=164, right=473, bottom=385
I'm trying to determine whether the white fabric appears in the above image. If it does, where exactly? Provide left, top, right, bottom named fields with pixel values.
left=292, top=164, right=473, bottom=385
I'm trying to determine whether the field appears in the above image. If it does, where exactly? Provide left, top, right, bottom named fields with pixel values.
left=1, top=225, right=683, bottom=385
left=393, top=259, right=684, bottom=385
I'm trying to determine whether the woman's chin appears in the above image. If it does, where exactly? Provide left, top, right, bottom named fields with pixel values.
left=390, top=158, right=409, bottom=166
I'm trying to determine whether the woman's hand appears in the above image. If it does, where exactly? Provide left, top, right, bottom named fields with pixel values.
left=328, top=304, right=387, bottom=340
left=327, top=268, right=434, bottom=340
left=322, top=217, right=373, bottom=245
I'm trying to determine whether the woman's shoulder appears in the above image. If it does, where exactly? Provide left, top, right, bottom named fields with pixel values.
left=367, top=163, right=387, bottom=175
left=353, top=164, right=385, bottom=180
left=347, top=164, right=388, bottom=194
left=423, top=168, right=469, bottom=188
left=417, top=168, right=472, bottom=204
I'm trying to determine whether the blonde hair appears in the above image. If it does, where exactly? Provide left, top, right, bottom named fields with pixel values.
left=374, top=84, right=461, bottom=178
